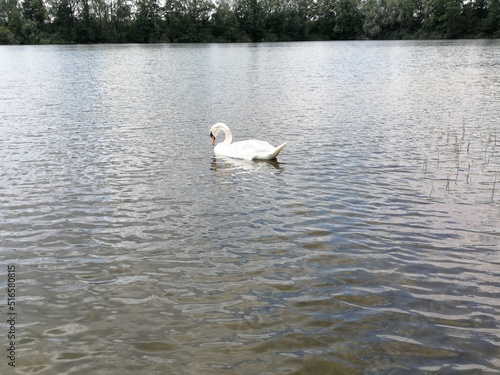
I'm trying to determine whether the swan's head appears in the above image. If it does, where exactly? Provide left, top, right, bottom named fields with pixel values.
left=209, top=123, right=232, bottom=146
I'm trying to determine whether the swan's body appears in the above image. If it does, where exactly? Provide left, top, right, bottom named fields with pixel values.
left=209, top=123, right=286, bottom=161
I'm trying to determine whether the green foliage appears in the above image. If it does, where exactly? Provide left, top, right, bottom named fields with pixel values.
left=0, top=24, right=18, bottom=43
left=333, top=0, right=363, bottom=39
left=483, top=0, right=500, bottom=37
left=212, top=1, right=241, bottom=41
left=0, top=0, right=498, bottom=44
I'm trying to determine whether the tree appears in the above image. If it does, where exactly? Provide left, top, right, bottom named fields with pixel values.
left=212, top=0, right=241, bottom=41
left=442, top=0, right=465, bottom=38
left=462, top=0, right=487, bottom=36
left=0, top=24, right=17, bottom=42
left=362, top=0, right=386, bottom=38
left=235, top=0, right=265, bottom=41
left=187, top=0, right=214, bottom=41
left=21, top=0, right=48, bottom=42
left=333, top=0, right=363, bottom=38
left=112, top=0, right=133, bottom=41
left=73, top=0, right=95, bottom=42
left=1, top=0, right=499, bottom=44
left=386, top=0, right=422, bottom=37
left=421, top=0, right=446, bottom=36
left=51, top=0, right=76, bottom=41
left=91, top=0, right=112, bottom=42
left=134, top=0, right=162, bottom=42
left=315, top=0, right=337, bottom=39
left=0, top=0, right=22, bottom=43
left=483, top=0, right=500, bottom=37
left=22, top=0, right=47, bottom=27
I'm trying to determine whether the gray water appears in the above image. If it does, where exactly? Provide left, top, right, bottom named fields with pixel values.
left=1, top=41, right=499, bottom=374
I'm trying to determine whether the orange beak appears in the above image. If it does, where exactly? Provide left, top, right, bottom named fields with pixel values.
left=210, top=132, right=216, bottom=145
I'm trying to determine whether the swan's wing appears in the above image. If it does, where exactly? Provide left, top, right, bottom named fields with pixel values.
left=215, top=140, right=286, bottom=161
left=252, top=142, right=287, bottom=160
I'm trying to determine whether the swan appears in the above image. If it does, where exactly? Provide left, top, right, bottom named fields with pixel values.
left=209, top=123, right=286, bottom=161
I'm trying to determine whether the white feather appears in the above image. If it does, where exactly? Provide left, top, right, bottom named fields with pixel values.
left=210, top=123, right=286, bottom=161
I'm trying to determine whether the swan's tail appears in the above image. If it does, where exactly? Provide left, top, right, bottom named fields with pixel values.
left=253, top=142, right=287, bottom=161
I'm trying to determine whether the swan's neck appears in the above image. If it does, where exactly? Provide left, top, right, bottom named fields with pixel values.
left=215, top=123, right=232, bottom=145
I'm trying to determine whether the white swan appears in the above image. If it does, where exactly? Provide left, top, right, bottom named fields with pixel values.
left=209, top=123, right=286, bottom=161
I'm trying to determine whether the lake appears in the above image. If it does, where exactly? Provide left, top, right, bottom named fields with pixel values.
left=1, top=40, right=499, bottom=374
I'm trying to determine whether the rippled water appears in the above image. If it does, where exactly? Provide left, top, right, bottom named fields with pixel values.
left=1, top=41, right=500, bottom=374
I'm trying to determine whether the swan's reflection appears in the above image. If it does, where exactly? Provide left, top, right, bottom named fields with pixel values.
left=210, top=156, right=284, bottom=173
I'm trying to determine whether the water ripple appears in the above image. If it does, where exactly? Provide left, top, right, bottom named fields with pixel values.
left=1, top=41, right=500, bottom=374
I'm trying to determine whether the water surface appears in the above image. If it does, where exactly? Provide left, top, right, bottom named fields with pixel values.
left=1, top=41, right=499, bottom=374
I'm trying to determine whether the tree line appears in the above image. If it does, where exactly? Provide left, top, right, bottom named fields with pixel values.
left=0, top=0, right=499, bottom=44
